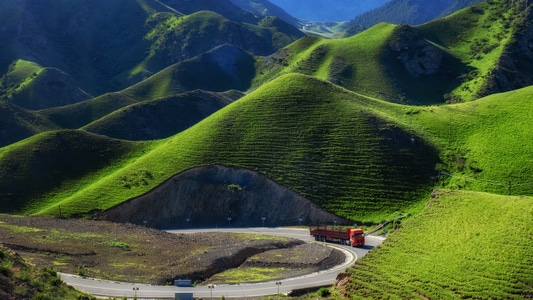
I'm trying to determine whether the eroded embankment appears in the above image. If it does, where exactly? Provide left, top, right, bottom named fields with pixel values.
left=98, top=165, right=349, bottom=228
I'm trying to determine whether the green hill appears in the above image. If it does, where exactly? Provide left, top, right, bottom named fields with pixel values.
left=27, top=44, right=253, bottom=137
left=0, top=102, right=59, bottom=148
left=0, top=74, right=439, bottom=222
left=256, top=22, right=464, bottom=105
left=83, top=90, right=241, bottom=141
left=257, top=0, right=533, bottom=105
left=0, top=60, right=92, bottom=110
left=341, top=190, right=533, bottom=299
left=344, top=0, right=484, bottom=36
left=0, top=130, right=149, bottom=214
left=0, top=0, right=302, bottom=97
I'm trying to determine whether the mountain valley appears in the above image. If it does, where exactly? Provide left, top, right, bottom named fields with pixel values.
left=1, top=0, right=533, bottom=298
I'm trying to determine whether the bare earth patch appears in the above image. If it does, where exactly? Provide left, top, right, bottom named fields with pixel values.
left=0, top=215, right=344, bottom=285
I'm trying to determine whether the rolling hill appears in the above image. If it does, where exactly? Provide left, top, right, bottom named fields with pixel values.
left=1, top=0, right=533, bottom=298
left=344, top=0, right=485, bottom=36
left=256, top=0, right=533, bottom=104
left=0, top=0, right=303, bottom=98
left=340, top=190, right=533, bottom=299
left=2, top=73, right=533, bottom=224
left=0, top=0, right=532, bottom=223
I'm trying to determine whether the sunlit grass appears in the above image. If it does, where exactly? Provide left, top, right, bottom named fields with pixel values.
left=210, top=267, right=287, bottom=284
left=343, top=190, right=533, bottom=299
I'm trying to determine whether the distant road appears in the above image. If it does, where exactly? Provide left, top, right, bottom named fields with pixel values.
left=60, top=227, right=385, bottom=299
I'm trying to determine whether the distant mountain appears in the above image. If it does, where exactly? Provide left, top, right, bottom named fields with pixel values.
left=345, top=0, right=485, bottom=35
left=268, top=0, right=391, bottom=22
left=229, top=0, right=300, bottom=26
left=0, top=0, right=303, bottom=99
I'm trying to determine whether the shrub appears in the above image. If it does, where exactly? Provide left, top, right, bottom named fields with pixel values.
left=0, top=259, right=12, bottom=276
left=317, top=287, right=331, bottom=297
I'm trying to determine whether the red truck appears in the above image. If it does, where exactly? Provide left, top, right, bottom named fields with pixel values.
left=310, top=225, right=365, bottom=247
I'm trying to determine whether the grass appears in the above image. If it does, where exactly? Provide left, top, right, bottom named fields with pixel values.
left=210, top=266, right=287, bottom=284
left=418, top=0, right=526, bottom=101
left=0, top=59, right=44, bottom=98
left=254, top=22, right=399, bottom=99
left=342, top=189, right=533, bottom=299
left=256, top=0, right=527, bottom=105
left=0, top=0, right=532, bottom=226
left=0, top=246, right=94, bottom=299
left=3, top=72, right=533, bottom=225
left=21, top=74, right=438, bottom=222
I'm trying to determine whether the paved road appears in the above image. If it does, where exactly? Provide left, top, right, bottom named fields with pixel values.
left=60, top=227, right=384, bottom=299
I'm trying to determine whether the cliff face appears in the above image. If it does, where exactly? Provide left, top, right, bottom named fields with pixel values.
left=480, top=5, right=533, bottom=97
left=388, top=25, right=444, bottom=77
left=98, top=165, right=349, bottom=229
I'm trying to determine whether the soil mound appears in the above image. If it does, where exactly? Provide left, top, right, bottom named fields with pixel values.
left=98, top=165, right=350, bottom=228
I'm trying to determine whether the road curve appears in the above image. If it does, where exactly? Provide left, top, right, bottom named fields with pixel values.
left=60, top=227, right=385, bottom=299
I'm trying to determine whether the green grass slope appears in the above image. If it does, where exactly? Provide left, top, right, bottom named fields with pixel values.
left=132, top=10, right=302, bottom=78
left=123, top=44, right=257, bottom=101
left=0, top=102, right=59, bottom=148
left=0, top=60, right=92, bottom=110
left=376, top=85, right=533, bottom=196
left=83, top=90, right=241, bottom=141
left=257, top=0, right=532, bottom=105
left=14, top=74, right=440, bottom=222
left=0, top=246, right=93, bottom=299
left=256, top=22, right=466, bottom=105
left=342, top=190, right=533, bottom=299
left=37, top=44, right=254, bottom=132
left=418, top=0, right=533, bottom=101
left=0, top=130, right=149, bottom=214
left=1, top=73, right=533, bottom=224
left=0, top=0, right=302, bottom=98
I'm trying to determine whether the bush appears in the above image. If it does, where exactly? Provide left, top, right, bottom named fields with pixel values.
left=317, top=287, right=331, bottom=297
left=0, top=260, right=12, bottom=276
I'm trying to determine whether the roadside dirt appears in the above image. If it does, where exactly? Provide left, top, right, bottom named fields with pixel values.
left=0, top=215, right=344, bottom=285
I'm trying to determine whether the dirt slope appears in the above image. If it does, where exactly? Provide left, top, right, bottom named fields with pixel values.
left=98, top=165, right=350, bottom=229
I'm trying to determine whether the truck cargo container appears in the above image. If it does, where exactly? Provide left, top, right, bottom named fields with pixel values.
left=310, top=225, right=365, bottom=247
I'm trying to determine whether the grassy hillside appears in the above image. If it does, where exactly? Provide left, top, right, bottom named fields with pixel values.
left=0, top=102, right=59, bottom=148
left=341, top=190, right=533, bottom=299
left=0, top=130, right=150, bottom=214
left=0, top=60, right=92, bottom=110
left=255, top=24, right=404, bottom=99
left=0, top=74, right=438, bottom=222
left=0, top=246, right=92, bottom=299
left=36, top=44, right=254, bottom=132
left=0, top=0, right=302, bottom=98
left=256, top=22, right=463, bottom=105
left=83, top=90, right=241, bottom=141
left=0, top=0, right=532, bottom=227
left=124, top=44, right=257, bottom=101
left=257, top=0, right=531, bottom=105
left=1, top=65, right=533, bottom=222
left=418, top=0, right=531, bottom=101
left=344, top=0, right=484, bottom=36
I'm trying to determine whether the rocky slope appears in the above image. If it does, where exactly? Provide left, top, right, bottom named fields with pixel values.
left=98, top=165, right=351, bottom=228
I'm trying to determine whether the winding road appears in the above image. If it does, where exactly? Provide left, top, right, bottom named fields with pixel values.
left=60, top=227, right=384, bottom=299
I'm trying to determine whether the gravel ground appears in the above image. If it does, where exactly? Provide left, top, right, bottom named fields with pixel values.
left=0, top=215, right=344, bottom=285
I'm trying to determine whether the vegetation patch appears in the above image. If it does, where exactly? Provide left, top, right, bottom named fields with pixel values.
left=341, top=190, right=533, bottom=299
left=0, top=246, right=93, bottom=299
left=210, top=266, right=287, bottom=284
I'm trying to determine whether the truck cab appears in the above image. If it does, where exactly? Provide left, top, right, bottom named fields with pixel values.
left=349, top=228, right=365, bottom=247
